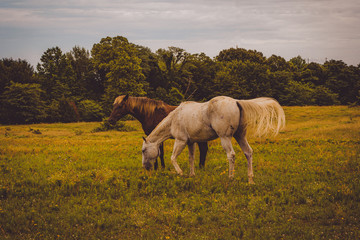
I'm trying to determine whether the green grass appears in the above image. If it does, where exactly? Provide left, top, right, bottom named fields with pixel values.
left=1, top=106, right=360, bottom=239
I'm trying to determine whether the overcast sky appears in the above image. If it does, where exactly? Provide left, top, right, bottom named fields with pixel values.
left=1, top=0, right=359, bottom=67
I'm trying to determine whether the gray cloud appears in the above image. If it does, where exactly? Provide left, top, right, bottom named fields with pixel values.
left=1, top=0, right=359, bottom=66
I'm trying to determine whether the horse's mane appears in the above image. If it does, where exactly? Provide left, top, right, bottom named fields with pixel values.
left=114, top=96, right=171, bottom=118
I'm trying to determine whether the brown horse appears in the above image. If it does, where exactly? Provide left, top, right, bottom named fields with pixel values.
left=108, top=95, right=208, bottom=170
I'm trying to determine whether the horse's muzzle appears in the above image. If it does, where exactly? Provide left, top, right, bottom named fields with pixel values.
left=143, top=162, right=153, bottom=171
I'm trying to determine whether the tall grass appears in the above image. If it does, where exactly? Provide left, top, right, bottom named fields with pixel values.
left=0, top=106, right=359, bottom=239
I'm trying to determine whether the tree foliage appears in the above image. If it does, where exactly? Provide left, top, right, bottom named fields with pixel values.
left=36, top=47, right=74, bottom=101
left=1, top=36, right=359, bottom=125
left=66, top=46, right=101, bottom=100
left=92, top=36, right=146, bottom=111
left=0, top=58, right=36, bottom=96
left=0, top=82, right=47, bottom=124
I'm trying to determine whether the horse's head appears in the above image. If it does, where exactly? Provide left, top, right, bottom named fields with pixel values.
left=142, top=137, right=160, bottom=170
left=108, top=94, right=129, bottom=124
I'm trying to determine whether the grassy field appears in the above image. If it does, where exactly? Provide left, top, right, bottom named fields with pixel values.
left=1, top=106, right=360, bottom=239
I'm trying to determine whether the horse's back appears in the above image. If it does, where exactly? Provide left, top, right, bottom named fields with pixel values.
left=171, top=96, right=241, bottom=141
left=170, top=101, right=214, bottom=141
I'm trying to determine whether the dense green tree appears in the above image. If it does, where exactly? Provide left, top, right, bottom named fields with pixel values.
left=156, top=47, right=193, bottom=88
left=324, top=60, right=359, bottom=104
left=78, top=99, right=104, bottom=122
left=289, top=56, right=307, bottom=71
left=0, top=82, right=47, bottom=124
left=267, top=70, right=293, bottom=104
left=154, top=47, right=196, bottom=104
left=91, top=36, right=146, bottom=111
left=282, top=80, right=315, bottom=106
left=214, top=50, right=291, bottom=101
left=313, top=86, right=340, bottom=106
left=216, top=48, right=293, bottom=100
left=66, top=46, right=101, bottom=100
left=217, top=48, right=266, bottom=64
left=0, top=58, right=36, bottom=96
left=36, top=47, right=88, bottom=123
left=299, top=62, right=326, bottom=86
left=57, top=97, right=80, bottom=123
left=240, top=61, right=272, bottom=98
left=132, top=45, right=164, bottom=99
left=189, top=53, right=217, bottom=101
left=213, top=60, right=250, bottom=99
left=266, top=55, right=290, bottom=72
left=36, top=47, right=74, bottom=101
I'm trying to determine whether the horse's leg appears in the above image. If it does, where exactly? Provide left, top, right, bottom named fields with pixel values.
left=159, top=143, right=165, bottom=169
left=171, top=139, right=187, bottom=175
left=197, top=142, right=208, bottom=168
left=154, top=158, right=158, bottom=170
left=188, top=143, right=196, bottom=176
left=219, top=137, right=236, bottom=178
left=234, top=132, right=254, bottom=184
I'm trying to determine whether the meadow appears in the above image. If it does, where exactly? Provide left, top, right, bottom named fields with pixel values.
left=0, top=106, right=359, bottom=239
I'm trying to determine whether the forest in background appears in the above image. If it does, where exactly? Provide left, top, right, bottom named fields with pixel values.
left=1, top=35, right=359, bottom=124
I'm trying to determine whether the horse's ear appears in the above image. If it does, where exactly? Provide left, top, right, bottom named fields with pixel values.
left=142, top=136, right=147, bottom=142
left=124, top=94, right=129, bottom=102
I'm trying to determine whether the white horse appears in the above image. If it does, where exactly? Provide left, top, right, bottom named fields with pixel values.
left=142, top=96, right=285, bottom=184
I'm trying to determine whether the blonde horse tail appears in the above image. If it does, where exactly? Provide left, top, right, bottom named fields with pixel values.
left=237, top=97, right=285, bottom=137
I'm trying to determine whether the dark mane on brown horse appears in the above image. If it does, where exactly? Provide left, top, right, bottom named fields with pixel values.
left=114, top=96, right=171, bottom=121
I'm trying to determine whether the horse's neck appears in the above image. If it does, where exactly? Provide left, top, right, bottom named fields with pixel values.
left=147, top=115, right=173, bottom=145
left=127, top=97, right=176, bottom=134
left=126, top=97, right=147, bottom=123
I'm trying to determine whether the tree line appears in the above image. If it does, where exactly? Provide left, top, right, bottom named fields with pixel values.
left=1, top=36, right=359, bottom=124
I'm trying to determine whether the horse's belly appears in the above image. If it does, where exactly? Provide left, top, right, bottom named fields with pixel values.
left=187, top=124, right=218, bottom=142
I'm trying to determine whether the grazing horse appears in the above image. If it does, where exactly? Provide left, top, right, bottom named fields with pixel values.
left=142, top=96, right=285, bottom=184
left=108, top=95, right=209, bottom=170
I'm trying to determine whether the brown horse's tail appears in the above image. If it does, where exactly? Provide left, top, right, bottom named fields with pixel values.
left=236, top=97, right=285, bottom=137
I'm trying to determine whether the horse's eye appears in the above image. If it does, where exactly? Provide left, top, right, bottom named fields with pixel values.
left=115, top=102, right=124, bottom=108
